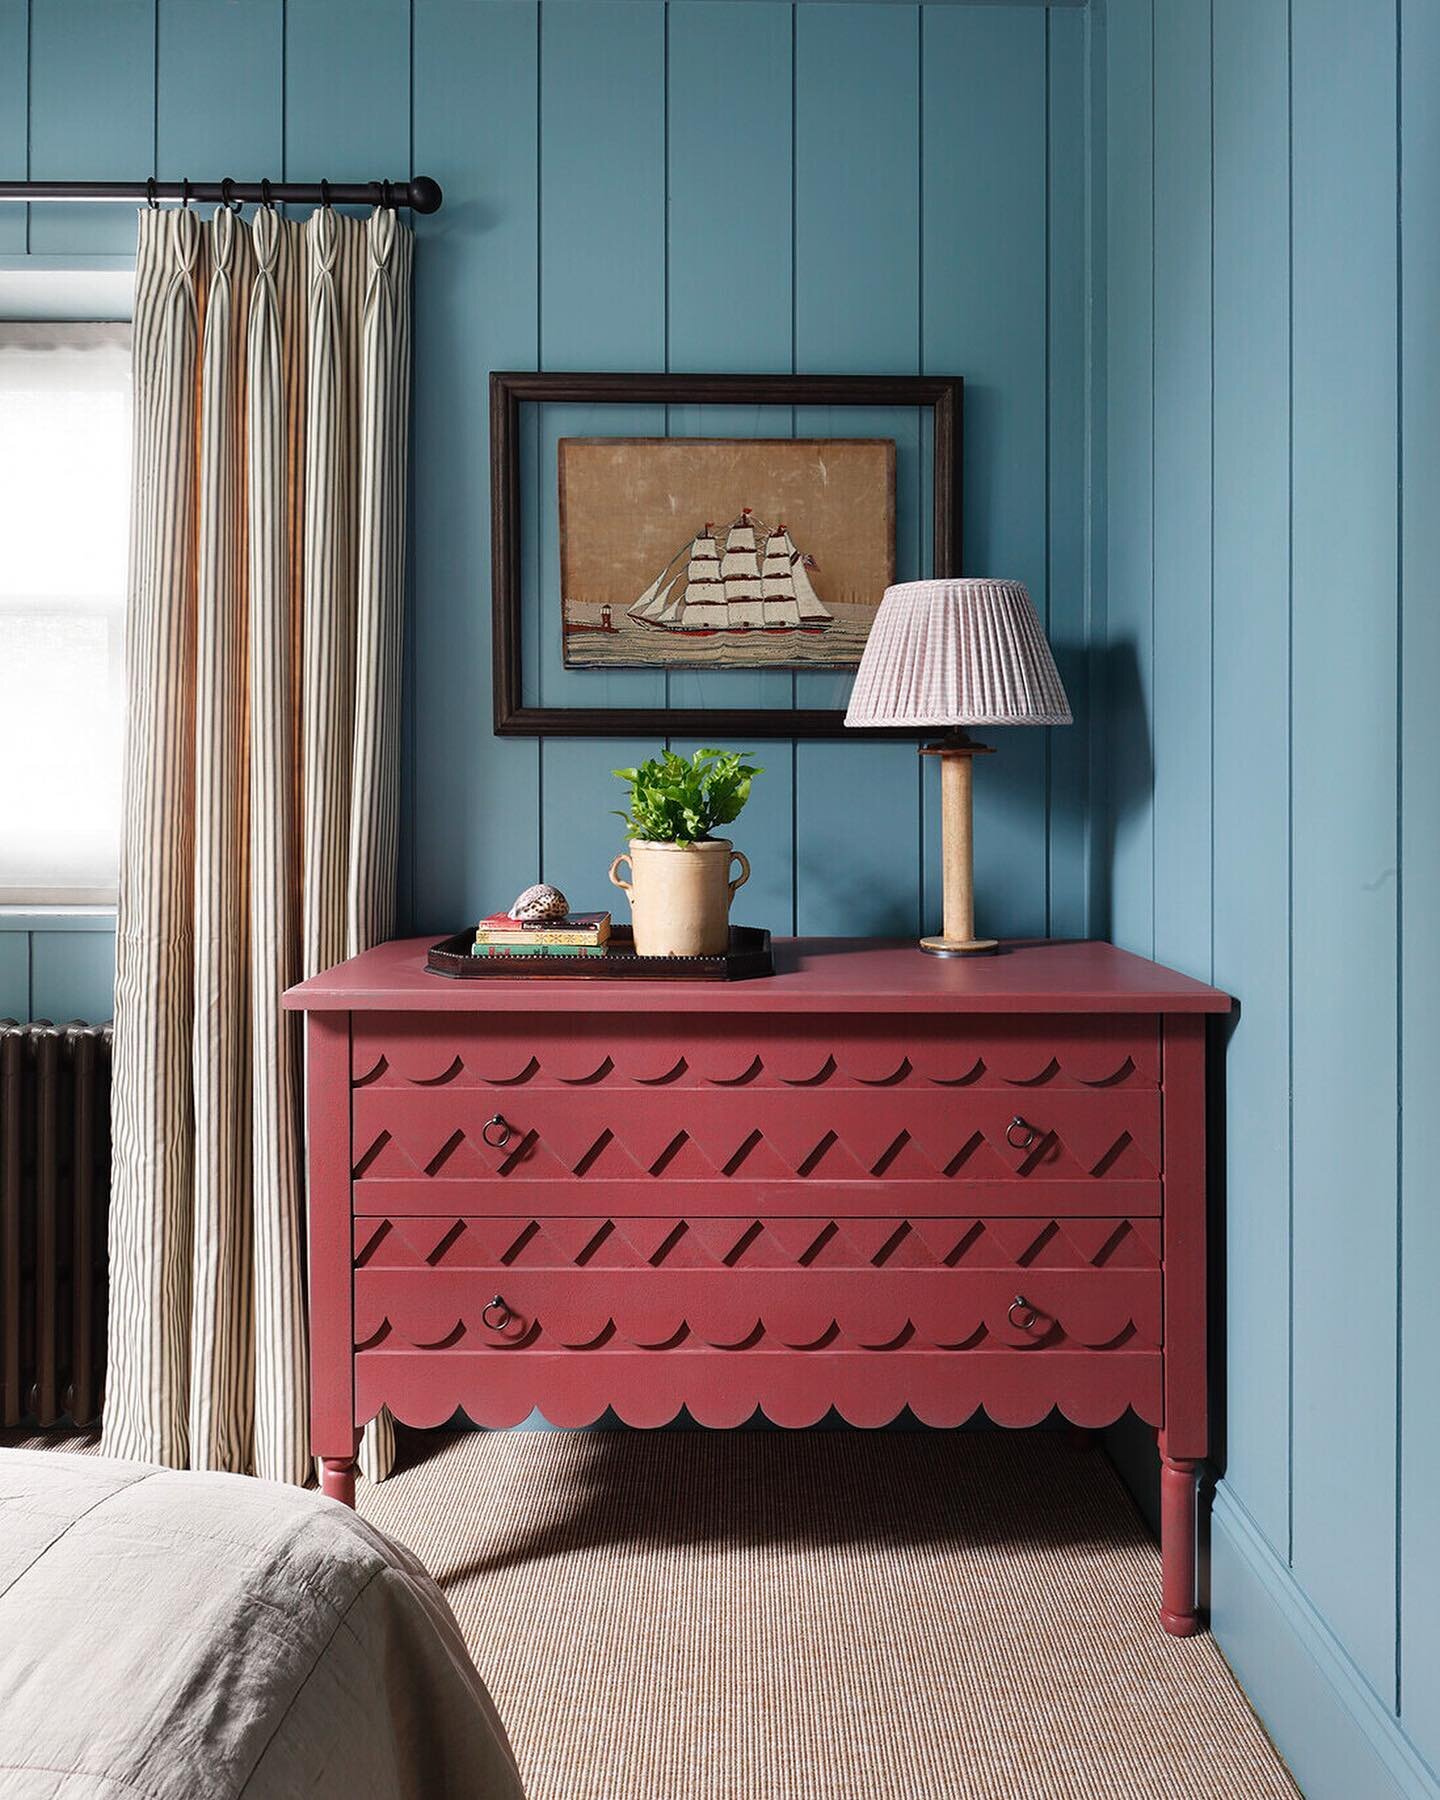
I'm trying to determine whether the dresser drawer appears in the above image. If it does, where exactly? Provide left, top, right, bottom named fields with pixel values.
left=351, top=1213, right=1163, bottom=1353
left=351, top=1086, right=1160, bottom=1195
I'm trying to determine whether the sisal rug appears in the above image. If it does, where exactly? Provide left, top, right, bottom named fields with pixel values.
left=6, top=1424, right=1296, bottom=1798
left=351, top=1428, right=1298, bottom=1800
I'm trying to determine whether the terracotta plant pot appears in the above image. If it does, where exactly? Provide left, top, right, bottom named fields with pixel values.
left=608, top=837, right=751, bottom=957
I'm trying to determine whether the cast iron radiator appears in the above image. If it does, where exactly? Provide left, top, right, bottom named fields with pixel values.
left=0, top=1020, right=112, bottom=1428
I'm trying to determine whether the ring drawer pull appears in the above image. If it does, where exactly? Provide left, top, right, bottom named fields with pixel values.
left=1006, top=1115, right=1036, bottom=1150
left=1007, top=1294, right=1038, bottom=1332
left=482, top=1295, right=512, bottom=1332
left=482, top=1114, right=512, bottom=1149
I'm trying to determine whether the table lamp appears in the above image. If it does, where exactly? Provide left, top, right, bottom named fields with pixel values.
left=844, top=579, right=1072, bottom=956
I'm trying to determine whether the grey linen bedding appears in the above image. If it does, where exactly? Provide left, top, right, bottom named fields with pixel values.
left=0, top=1450, right=524, bottom=1800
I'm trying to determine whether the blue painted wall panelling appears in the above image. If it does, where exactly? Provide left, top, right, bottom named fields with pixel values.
left=1210, top=0, right=1292, bottom=1564
left=1149, top=0, right=1211, bottom=983
left=793, top=4, right=922, bottom=935
left=27, top=0, right=155, bottom=254
left=1100, top=0, right=1153, bottom=954
left=0, top=919, right=117, bottom=1024
left=1102, top=0, right=1439, bottom=1789
left=0, top=1, right=27, bottom=255
left=922, top=5, right=1050, bottom=942
left=5, top=0, right=1096, bottom=988
left=410, top=0, right=542, bottom=929
left=1399, top=0, right=1440, bottom=1772
left=156, top=0, right=283, bottom=182
left=1288, top=0, right=1398, bottom=1699
left=1045, top=2, right=1095, bottom=941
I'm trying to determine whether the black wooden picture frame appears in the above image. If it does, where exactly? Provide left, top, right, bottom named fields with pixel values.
left=489, top=370, right=963, bottom=739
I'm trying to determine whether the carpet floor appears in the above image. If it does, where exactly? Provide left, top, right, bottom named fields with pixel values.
left=8, top=1424, right=1298, bottom=1799
left=352, top=1428, right=1297, bottom=1800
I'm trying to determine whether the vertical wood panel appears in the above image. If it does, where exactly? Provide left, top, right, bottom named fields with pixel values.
left=793, top=3, right=920, bottom=936
left=1150, top=0, right=1211, bottom=980
left=28, top=0, right=155, bottom=253
left=665, top=4, right=796, bottom=924
left=0, top=0, right=27, bottom=255
left=1095, top=0, right=1157, bottom=1521
left=0, top=935, right=28, bottom=1019
left=412, top=0, right=541, bottom=931
left=1083, top=0, right=1109, bottom=944
left=30, top=930, right=115, bottom=1023
left=1047, top=6, right=1092, bottom=940
left=540, top=0, right=664, bottom=371
left=156, top=0, right=282, bottom=180
left=922, top=5, right=1049, bottom=943
left=1210, top=0, right=1292, bottom=1561
left=1103, top=0, right=1155, bottom=957
left=284, top=0, right=410, bottom=183
left=1290, top=0, right=1399, bottom=1694
left=541, top=736, right=652, bottom=910
left=1399, top=0, right=1440, bottom=1755
left=665, top=4, right=794, bottom=716
left=667, top=2, right=791, bottom=379
left=539, top=1, right=667, bottom=887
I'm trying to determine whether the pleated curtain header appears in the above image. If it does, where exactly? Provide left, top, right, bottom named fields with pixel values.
left=844, top=579, right=1073, bottom=729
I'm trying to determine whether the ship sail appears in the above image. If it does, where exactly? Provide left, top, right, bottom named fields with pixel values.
left=720, top=510, right=766, bottom=629
left=775, top=527, right=832, bottom=626
left=679, top=525, right=727, bottom=628
left=630, top=570, right=679, bottom=622
left=629, top=546, right=687, bottom=624
left=760, top=525, right=801, bottom=628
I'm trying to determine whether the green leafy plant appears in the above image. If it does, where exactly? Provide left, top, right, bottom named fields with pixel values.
left=613, top=747, right=764, bottom=847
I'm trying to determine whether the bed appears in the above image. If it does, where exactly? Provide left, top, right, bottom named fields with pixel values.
left=0, top=1449, right=524, bottom=1799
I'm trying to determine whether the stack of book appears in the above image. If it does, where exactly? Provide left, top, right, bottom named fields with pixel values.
left=472, top=911, right=612, bottom=958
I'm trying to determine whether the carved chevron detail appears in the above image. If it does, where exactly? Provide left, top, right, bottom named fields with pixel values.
left=352, top=1215, right=1162, bottom=1272
left=350, top=1114, right=1159, bottom=1183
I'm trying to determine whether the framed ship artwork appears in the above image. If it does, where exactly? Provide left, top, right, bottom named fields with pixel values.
left=489, top=371, right=963, bottom=738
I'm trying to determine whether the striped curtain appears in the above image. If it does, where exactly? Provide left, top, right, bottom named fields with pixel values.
left=104, top=203, right=412, bottom=1486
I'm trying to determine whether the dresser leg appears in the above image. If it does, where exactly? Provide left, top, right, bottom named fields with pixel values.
left=1159, top=1451, right=1201, bottom=1636
left=320, top=1437, right=360, bottom=1509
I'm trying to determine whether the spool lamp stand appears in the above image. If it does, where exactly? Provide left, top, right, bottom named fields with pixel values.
left=919, top=731, right=998, bottom=957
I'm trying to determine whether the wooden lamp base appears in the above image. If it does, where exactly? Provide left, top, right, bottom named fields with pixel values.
left=920, top=733, right=997, bottom=957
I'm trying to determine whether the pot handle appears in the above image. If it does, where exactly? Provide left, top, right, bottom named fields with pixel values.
left=728, top=849, right=751, bottom=897
left=608, top=853, right=633, bottom=894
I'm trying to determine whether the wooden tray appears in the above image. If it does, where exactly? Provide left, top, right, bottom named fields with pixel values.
left=425, top=925, right=774, bottom=981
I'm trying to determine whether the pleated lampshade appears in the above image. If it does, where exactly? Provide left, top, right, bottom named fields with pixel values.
left=844, top=579, right=1072, bottom=728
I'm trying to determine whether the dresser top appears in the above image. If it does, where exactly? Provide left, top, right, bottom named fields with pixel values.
left=283, top=937, right=1231, bottom=1016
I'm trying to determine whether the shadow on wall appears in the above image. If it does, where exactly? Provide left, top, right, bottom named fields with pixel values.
left=1086, top=636, right=1154, bottom=941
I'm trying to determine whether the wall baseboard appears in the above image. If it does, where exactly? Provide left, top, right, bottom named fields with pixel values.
left=1211, top=1483, right=1439, bottom=1800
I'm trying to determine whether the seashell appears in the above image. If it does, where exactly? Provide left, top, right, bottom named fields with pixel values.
left=508, top=883, right=569, bottom=922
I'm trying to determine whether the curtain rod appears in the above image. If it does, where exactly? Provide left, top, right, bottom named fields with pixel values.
left=0, top=176, right=443, bottom=215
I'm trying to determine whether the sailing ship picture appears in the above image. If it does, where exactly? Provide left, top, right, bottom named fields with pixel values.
left=558, top=436, right=896, bottom=670
left=629, top=511, right=832, bottom=637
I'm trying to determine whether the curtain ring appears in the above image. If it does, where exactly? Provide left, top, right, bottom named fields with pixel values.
left=319, top=178, right=333, bottom=210
left=260, top=177, right=274, bottom=210
left=221, top=176, right=241, bottom=213
left=181, top=176, right=192, bottom=209
left=381, top=179, right=395, bottom=212
left=145, top=176, right=158, bottom=211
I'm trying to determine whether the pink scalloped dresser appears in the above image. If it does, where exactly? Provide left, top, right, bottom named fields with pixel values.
left=284, top=936, right=1231, bottom=1635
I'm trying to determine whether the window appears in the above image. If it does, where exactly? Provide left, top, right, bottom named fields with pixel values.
left=0, top=322, right=131, bottom=905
